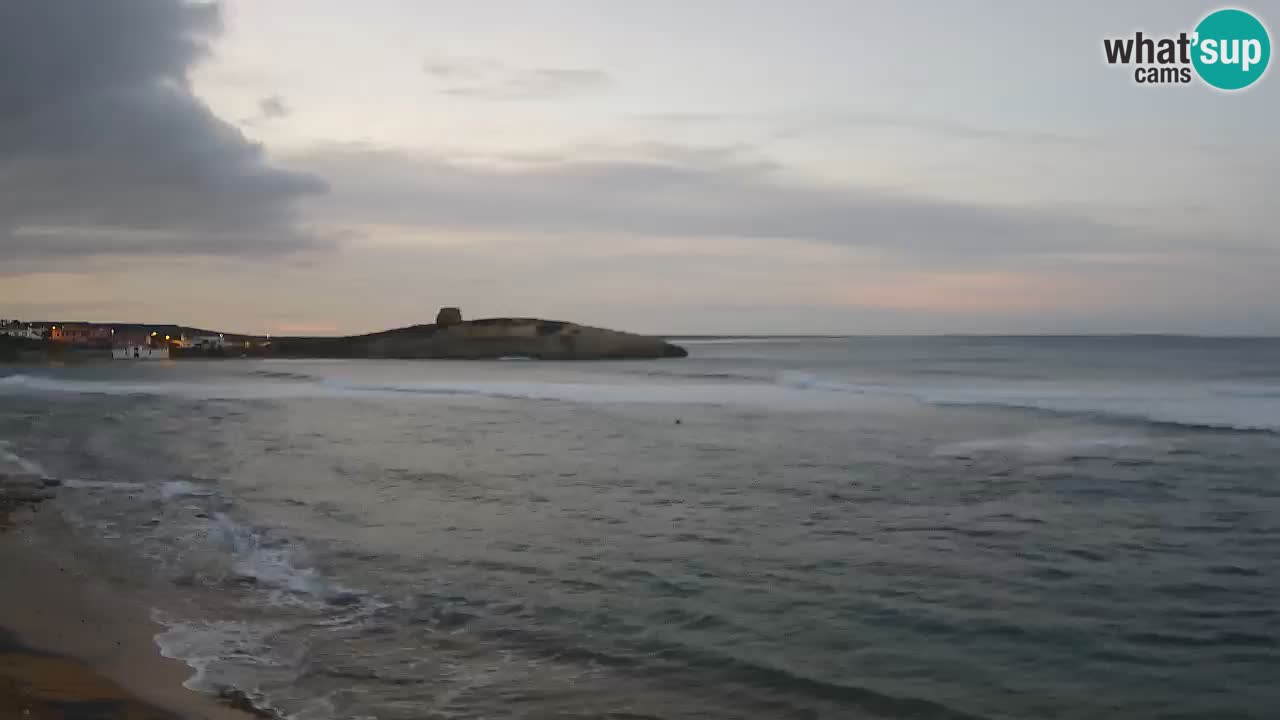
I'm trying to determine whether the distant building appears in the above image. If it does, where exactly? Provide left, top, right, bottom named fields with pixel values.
left=187, top=333, right=225, bottom=349
left=115, top=329, right=152, bottom=347
left=0, top=321, right=41, bottom=340
left=112, top=344, right=169, bottom=360
left=436, top=306, right=463, bottom=327
left=50, top=323, right=113, bottom=346
left=112, top=328, right=170, bottom=360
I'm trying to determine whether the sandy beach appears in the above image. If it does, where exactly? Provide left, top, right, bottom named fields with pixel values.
left=0, top=624, right=176, bottom=720
left=0, top=480, right=250, bottom=720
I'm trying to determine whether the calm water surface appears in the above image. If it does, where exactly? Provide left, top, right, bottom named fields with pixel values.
left=1, top=337, right=1278, bottom=719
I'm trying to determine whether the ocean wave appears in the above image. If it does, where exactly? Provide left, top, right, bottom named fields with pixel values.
left=148, top=493, right=985, bottom=720
left=206, top=513, right=364, bottom=605
left=918, top=386, right=1280, bottom=434
left=94, top=477, right=372, bottom=610
left=6, top=367, right=1278, bottom=430
left=776, top=370, right=886, bottom=394
left=473, top=614, right=988, bottom=720
left=2, top=370, right=842, bottom=408
left=0, top=439, right=46, bottom=475
left=1212, top=383, right=1280, bottom=399
left=932, top=431, right=1156, bottom=458
left=329, top=379, right=759, bottom=405
left=152, top=614, right=284, bottom=693
left=249, top=369, right=322, bottom=382
left=619, top=367, right=767, bottom=383
left=160, top=479, right=217, bottom=500
left=61, top=478, right=147, bottom=490
left=146, top=497, right=387, bottom=719
left=152, top=614, right=344, bottom=720
left=0, top=373, right=337, bottom=400
left=772, top=371, right=1280, bottom=433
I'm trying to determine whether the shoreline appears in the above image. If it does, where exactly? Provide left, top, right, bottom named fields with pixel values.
left=0, top=624, right=179, bottom=720
left=0, top=481, right=252, bottom=720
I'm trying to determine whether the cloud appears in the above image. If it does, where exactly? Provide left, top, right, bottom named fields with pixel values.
left=770, top=110, right=1109, bottom=148
left=258, top=94, right=290, bottom=120
left=238, top=93, right=290, bottom=127
left=0, top=0, right=327, bottom=260
left=290, top=142, right=1212, bottom=262
left=422, top=56, right=611, bottom=100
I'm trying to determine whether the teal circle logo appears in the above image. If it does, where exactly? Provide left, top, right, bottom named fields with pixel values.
left=1192, top=8, right=1271, bottom=90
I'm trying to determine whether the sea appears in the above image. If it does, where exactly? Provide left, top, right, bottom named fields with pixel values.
left=1, top=336, right=1278, bottom=720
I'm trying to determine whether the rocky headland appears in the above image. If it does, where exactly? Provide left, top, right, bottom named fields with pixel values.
left=264, top=308, right=688, bottom=361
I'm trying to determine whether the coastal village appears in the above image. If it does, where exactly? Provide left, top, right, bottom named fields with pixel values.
left=0, top=309, right=687, bottom=361
left=0, top=319, right=263, bottom=360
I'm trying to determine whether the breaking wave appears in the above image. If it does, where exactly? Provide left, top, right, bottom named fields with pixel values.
left=0, top=439, right=47, bottom=475
left=776, top=371, right=1280, bottom=433
left=4, top=367, right=1278, bottom=432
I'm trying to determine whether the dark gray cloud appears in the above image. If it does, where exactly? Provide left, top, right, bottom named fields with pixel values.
left=239, top=93, right=290, bottom=127
left=258, top=94, right=290, bottom=120
left=292, top=142, right=1214, bottom=261
left=423, top=57, right=611, bottom=101
left=0, top=0, right=327, bottom=259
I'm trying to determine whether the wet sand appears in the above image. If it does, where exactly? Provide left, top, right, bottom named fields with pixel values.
left=0, top=625, right=177, bottom=719
left=0, top=486, right=251, bottom=720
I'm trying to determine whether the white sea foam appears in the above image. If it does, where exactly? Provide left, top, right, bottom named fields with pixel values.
left=150, top=514, right=379, bottom=720
left=0, top=373, right=342, bottom=400
left=61, top=479, right=146, bottom=490
left=205, top=513, right=374, bottom=610
left=776, top=370, right=888, bottom=395
left=1212, top=382, right=1280, bottom=399
left=328, top=378, right=901, bottom=411
left=914, top=383, right=1280, bottom=432
left=933, top=431, right=1154, bottom=459
left=145, top=509, right=374, bottom=718
left=5, top=366, right=1278, bottom=430
left=160, top=479, right=216, bottom=500
left=771, top=370, right=1280, bottom=432
left=153, top=612, right=349, bottom=720
left=0, top=439, right=46, bottom=475
left=0, top=371, right=708, bottom=404
left=210, top=514, right=325, bottom=596
left=0, top=367, right=891, bottom=409
left=152, top=612, right=290, bottom=692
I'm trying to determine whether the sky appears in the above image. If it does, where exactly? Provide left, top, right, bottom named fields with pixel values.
left=2, top=0, right=1278, bottom=336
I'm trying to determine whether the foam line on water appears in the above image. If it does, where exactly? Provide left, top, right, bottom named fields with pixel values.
left=0, top=440, right=46, bottom=475
left=0, top=371, right=887, bottom=410
left=61, top=479, right=147, bottom=490
left=932, top=431, right=1155, bottom=458
left=917, top=385, right=1280, bottom=432
left=6, top=368, right=1278, bottom=429
left=775, top=371, right=1280, bottom=432
left=160, top=480, right=216, bottom=500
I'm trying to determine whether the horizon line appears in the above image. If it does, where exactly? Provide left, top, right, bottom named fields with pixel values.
left=9, top=319, right=1280, bottom=342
